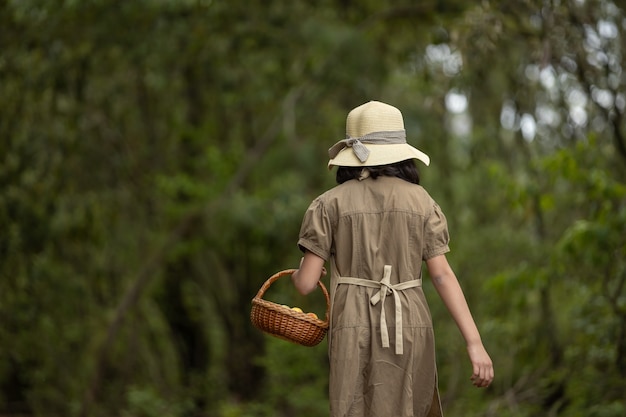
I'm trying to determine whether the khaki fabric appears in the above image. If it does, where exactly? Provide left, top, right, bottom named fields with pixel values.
left=298, top=175, right=449, bottom=417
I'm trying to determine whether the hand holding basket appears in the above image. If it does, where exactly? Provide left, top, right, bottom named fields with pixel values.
left=250, top=269, right=329, bottom=347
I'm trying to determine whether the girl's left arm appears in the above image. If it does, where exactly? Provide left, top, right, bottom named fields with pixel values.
left=291, top=250, right=326, bottom=295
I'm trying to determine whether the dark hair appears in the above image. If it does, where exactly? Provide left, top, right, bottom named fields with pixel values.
left=336, top=159, right=421, bottom=185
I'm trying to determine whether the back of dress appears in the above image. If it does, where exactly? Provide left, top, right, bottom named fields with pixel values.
left=297, top=175, right=449, bottom=417
left=324, top=175, right=449, bottom=282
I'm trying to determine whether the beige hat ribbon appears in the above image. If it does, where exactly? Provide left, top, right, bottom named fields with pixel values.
left=328, top=130, right=406, bottom=163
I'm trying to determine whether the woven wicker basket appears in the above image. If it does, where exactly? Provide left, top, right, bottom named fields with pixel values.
left=250, top=269, right=330, bottom=347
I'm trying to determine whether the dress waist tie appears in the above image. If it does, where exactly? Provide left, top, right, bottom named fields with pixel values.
left=337, top=265, right=422, bottom=355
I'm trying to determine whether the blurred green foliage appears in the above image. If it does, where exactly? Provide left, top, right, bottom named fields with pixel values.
left=1, top=0, right=625, bottom=416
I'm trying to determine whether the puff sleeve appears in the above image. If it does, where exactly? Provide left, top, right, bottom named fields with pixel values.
left=297, top=197, right=333, bottom=261
left=423, top=202, right=450, bottom=260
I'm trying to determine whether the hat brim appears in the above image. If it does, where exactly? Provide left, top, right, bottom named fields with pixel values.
left=328, top=143, right=430, bottom=169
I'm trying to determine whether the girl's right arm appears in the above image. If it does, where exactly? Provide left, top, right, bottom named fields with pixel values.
left=426, top=254, right=494, bottom=388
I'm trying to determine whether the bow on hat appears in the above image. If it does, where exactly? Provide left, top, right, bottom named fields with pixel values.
left=328, top=130, right=407, bottom=163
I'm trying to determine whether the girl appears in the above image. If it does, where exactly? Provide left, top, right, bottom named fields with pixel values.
left=292, top=101, right=494, bottom=417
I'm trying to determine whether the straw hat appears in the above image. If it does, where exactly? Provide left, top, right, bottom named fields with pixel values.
left=328, top=101, right=430, bottom=168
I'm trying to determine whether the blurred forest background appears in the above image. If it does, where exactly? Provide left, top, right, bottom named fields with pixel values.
left=1, top=0, right=626, bottom=416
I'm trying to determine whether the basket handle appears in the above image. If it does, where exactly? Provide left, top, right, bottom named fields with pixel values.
left=254, top=269, right=330, bottom=321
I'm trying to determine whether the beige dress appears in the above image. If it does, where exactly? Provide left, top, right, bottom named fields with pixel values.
left=298, top=175, right=449, bottom=417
